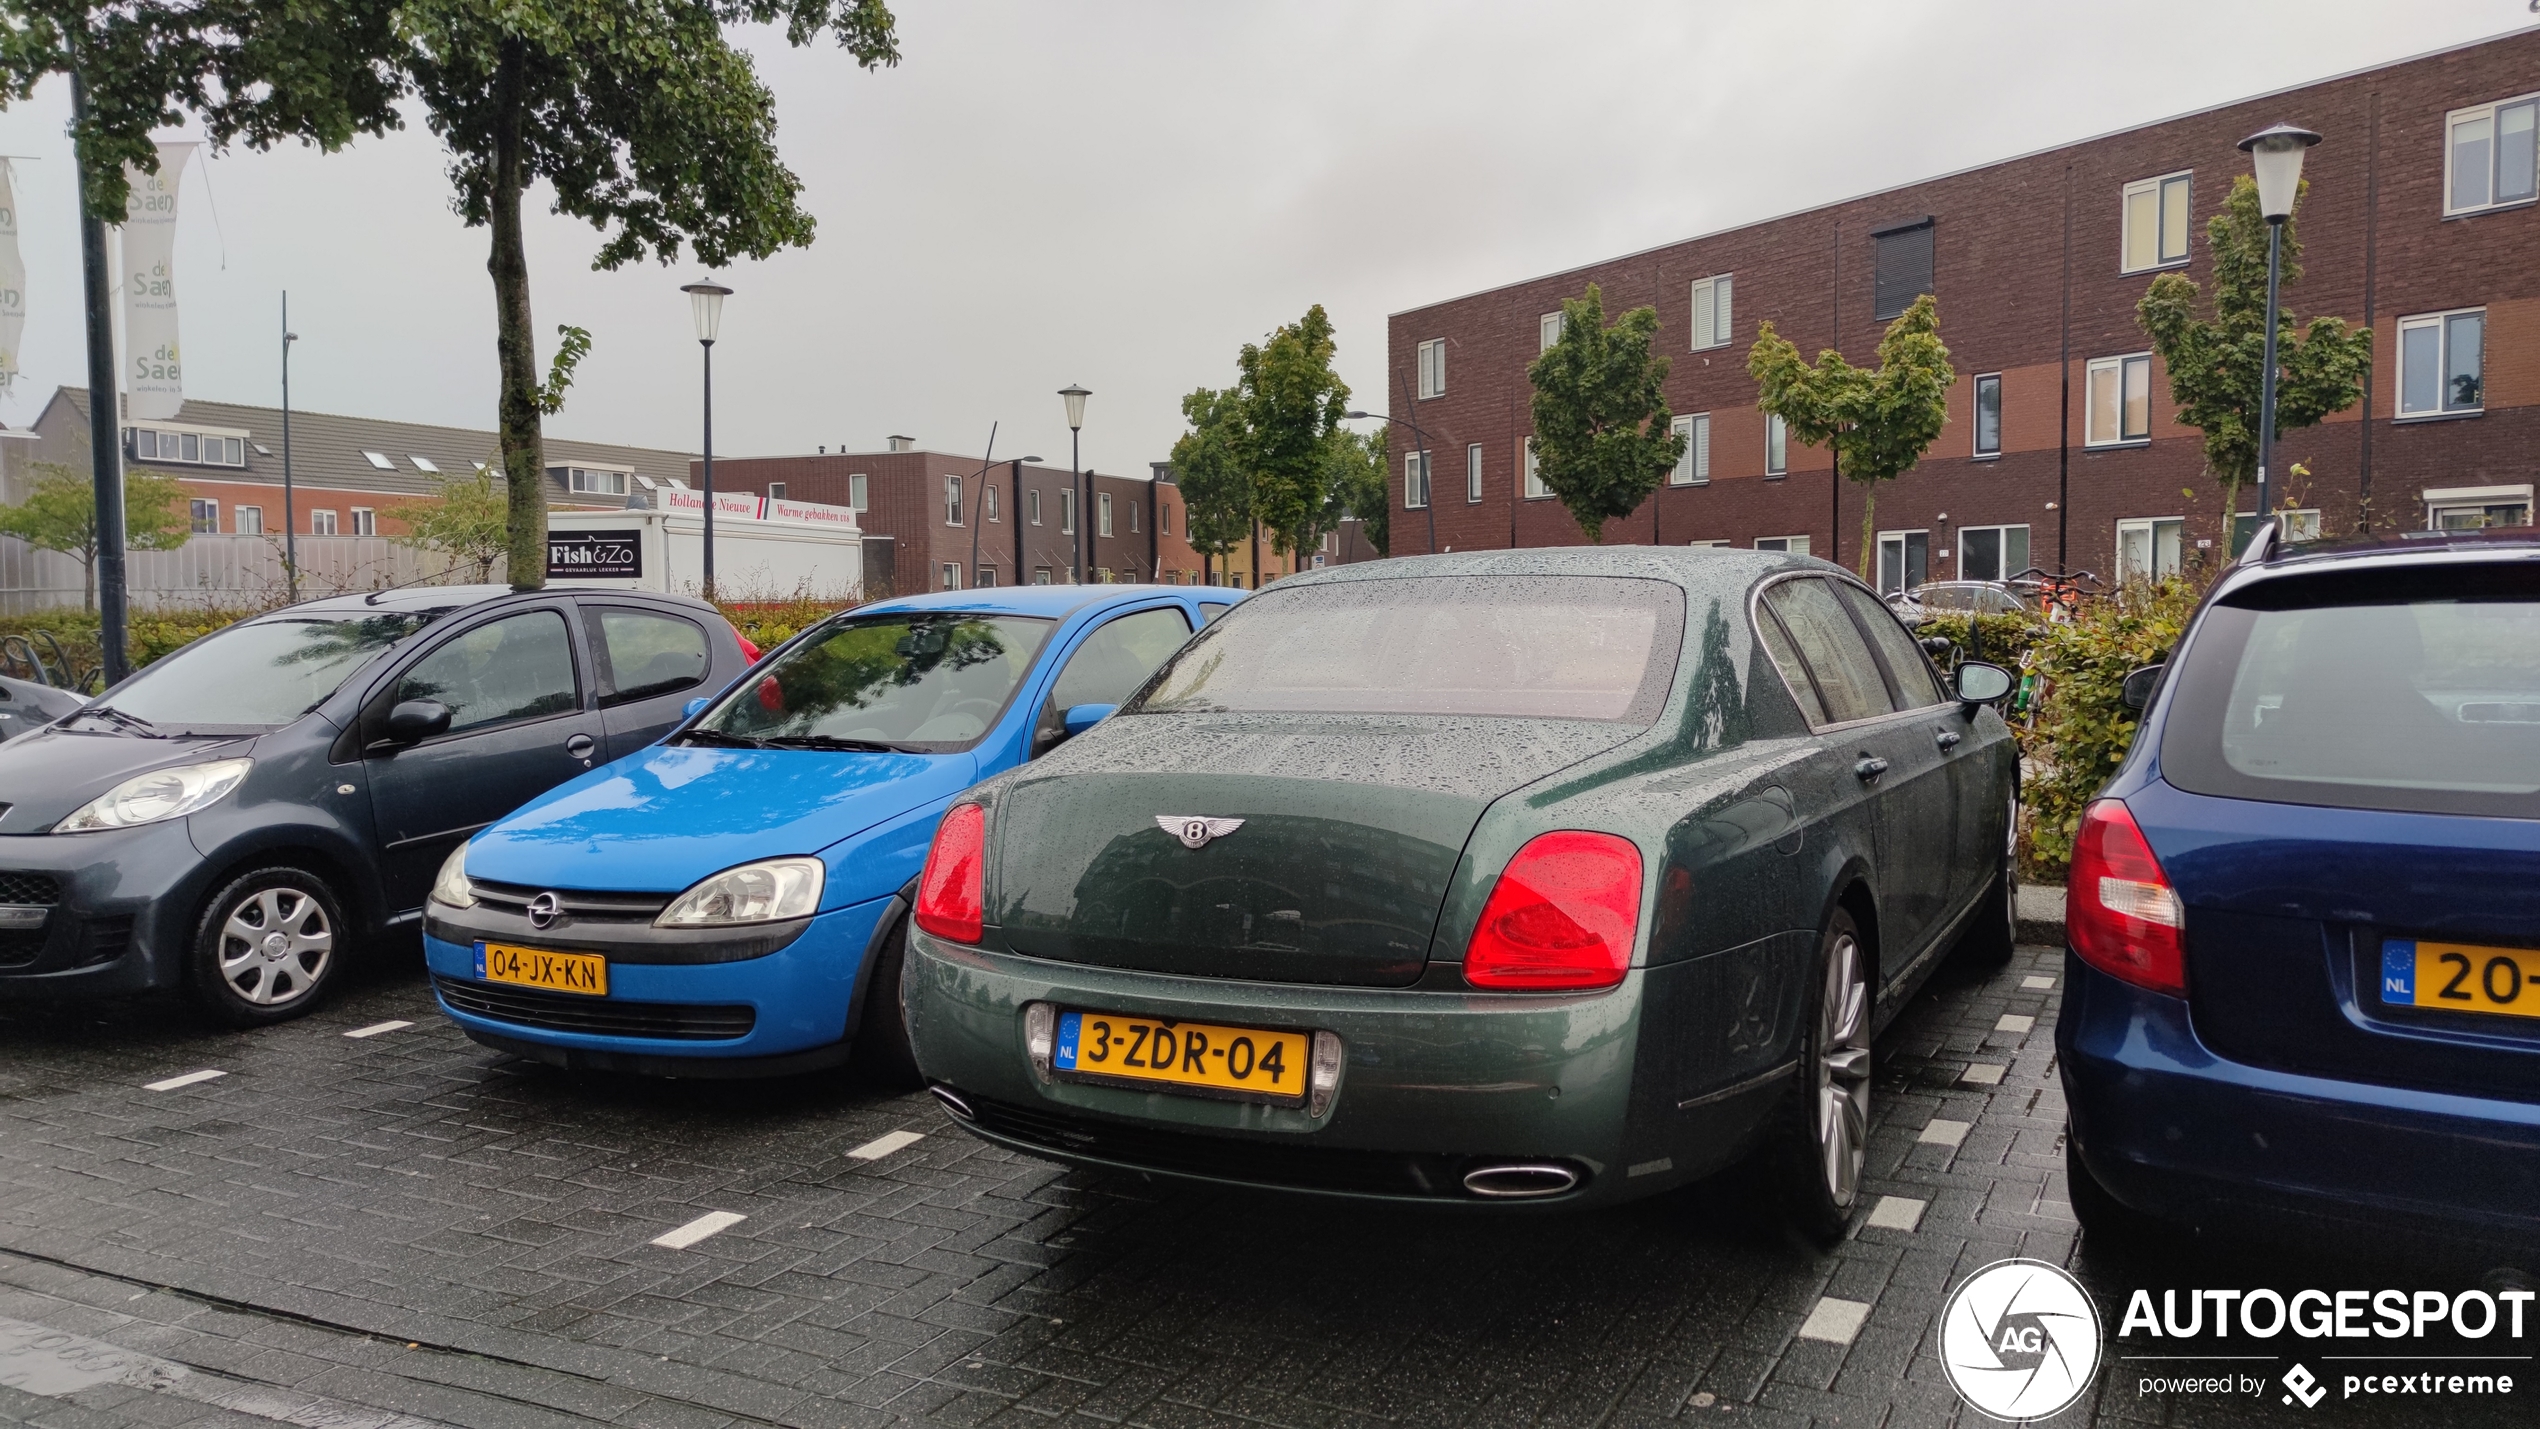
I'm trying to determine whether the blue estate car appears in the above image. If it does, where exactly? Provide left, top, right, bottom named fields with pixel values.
left=2059, top=526, right=2540, bottom=1261
left=423, top=584, right=1238, bottom=1079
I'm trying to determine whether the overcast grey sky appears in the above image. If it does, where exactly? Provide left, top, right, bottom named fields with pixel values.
left=0, top=1, right=2530, bottom=478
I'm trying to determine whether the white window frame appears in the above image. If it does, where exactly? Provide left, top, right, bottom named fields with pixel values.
left=309, top=509, right=338, bottom=536
left=1404, top=450, right=1431, bottom=509
left=566, top=467, right=630, bottom=496
left=767, top=481, right=787, bottom=501
left=350, top=507, right=376, bottom=537
left=1029, top=488, right=1042, bottom=525
left=1539, top=312, right=1563, bottom=352
left=410, top=454, right=440, bottom=473
left=1098, top=491, right=1114, bottom=537
left=848, top=473, right=870, bottom=512
left=362, top=450, right=394, bottom=471
left=1689, top=274, right=1733, bottom=351
left=1061, top=490, right=1076, bottom=535
left=1670, top=413, right=1710, bottom=486
left=2395, top=307, right=2485, bottom=419
left=1876, top=530, right=1930, bottom=596
left=1465, top=443, right=1483, bottom=503
left=1956, top=523, right=2031, bottom=582
left=1417, top=338, right=1446, bottom=399
left=944, top=474, right=964, bottom=526
left=1764, top=413, right=1787, bottom=476
left=1129, top=498, right=1138, bottom=534
left=2085, top=353, right=2154, bottom=446
left=974, top=565, right=998, bottom=588
left=1687, top=539, right=1732, bottom=548
left=2121, top=170, right=2194, bottom=274
left=1523, top=438, right=1548, bottom=499
left=1754, top=535, right=1810, bottom=555
left=940, top=563, right=961, bottom=590
left=2115, top=516, right=2185, bottom=582
left=1972, top=373, right=2003, bottom=458
left=2443, top=93, right=2539, bottom=218
left=2423, top=484, right=2533, bottom=532
left=234, top=505, right=264, bottom=535
left=188, top=498, right=218, bottom=534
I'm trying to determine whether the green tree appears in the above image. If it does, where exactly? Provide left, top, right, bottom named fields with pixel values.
left=1749, top=293, right=1954, bottom=578
left=2136, top=176, right=2371, bottom=532
left=0, top=462, right=191, bottom=610
left=1322, top=424, right=1388, bottom=559
left=1169, top=385, right=1251, bottom=583
left=1526, top=284, right=1684, bottom=543
left=393, top=465, right=511, bottom=582
left=392, top=0, right=900, bottom=591
left=1234, top=304, right=1352, bottom=559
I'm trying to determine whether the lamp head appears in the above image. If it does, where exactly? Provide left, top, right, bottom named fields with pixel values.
left=1058, top=384, right=1090, bottom=431
left=2237, top=123, right=2321, bottom=222
left=681, top=279, right=733, bottom=343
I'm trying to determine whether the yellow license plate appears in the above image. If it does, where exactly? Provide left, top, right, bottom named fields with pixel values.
left=1052, top=1009, right=1309, bottom=1103
left=477, top=942, right=608, bottom=997
left=2383, top=938, right=2540, bottom=1021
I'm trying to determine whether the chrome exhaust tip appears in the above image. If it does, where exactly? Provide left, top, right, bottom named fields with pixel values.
left=928, top=1085, right=976, bottom=1121
left=1461, top=1162, right=1580, bottom=1199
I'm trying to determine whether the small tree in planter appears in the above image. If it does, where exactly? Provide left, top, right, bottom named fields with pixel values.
left=1749, top=294, right=1953, bottom=580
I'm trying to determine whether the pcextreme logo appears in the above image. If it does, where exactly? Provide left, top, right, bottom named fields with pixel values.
left=1939, top=1258, right=2101, bottom=1422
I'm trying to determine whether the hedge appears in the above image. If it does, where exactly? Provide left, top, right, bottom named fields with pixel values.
left=2014, top=579, right=2203, bottom=876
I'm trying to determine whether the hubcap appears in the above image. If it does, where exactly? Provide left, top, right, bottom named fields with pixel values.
left=1815, top=931, right=1871, bottom=1207
left=216, top=886, right=333, bottom=1007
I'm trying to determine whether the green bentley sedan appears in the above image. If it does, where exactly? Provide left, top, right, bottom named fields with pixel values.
left=900, top=548, right=2017, bottom=1236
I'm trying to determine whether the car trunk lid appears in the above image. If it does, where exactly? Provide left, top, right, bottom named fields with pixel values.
left=987, top=712, right=1636, bottom=986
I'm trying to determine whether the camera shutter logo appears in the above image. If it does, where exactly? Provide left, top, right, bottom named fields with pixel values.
left=1939, top=1258, right=2101, bottom=1421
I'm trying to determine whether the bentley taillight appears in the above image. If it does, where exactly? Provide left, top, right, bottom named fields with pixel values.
left=1463, top=831, right=1644, bottom=991
left=914, top=803, right=986, bottom=944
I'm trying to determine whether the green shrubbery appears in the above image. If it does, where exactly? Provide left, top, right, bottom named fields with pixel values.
left=2014, top=580, right=2203, bottom=876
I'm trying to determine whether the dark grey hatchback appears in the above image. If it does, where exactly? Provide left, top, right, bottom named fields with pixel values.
left=0, top=585, right=750, bottom=1023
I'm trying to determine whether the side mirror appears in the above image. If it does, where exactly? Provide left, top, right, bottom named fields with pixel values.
left=2121, top=663, right=2165, bottom=712
left=385, top=699, right=452, bottom=744
left=1063, top=703, right=1117, bottom=737
left=683, top=696, right=711, bottom=719
left=1953, top=661, right=2014, bottom=706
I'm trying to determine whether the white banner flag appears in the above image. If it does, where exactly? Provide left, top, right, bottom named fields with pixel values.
left=0, top=160, right=24, bottom=394
left=120, top=142, right=193, bottom=420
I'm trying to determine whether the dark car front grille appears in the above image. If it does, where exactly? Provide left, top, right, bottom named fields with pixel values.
left=958, top=1092, right=1577, bottom=1200
left=468, top=879, right=673, bottom=926
left=0, top=871, right=61, bottom=906
left=433, top=975, right=754, bottom=1041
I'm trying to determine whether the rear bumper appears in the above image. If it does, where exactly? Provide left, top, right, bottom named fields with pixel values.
left=0, top=824, right=204, bottom=997
left=423, top=893, right=895, bottom=1066
left=2057, top=951, right=2540, bottom=1257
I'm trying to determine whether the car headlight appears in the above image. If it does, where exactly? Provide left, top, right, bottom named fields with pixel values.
left=430, top=842, right=477, bottom=909
left=655, top=858, right=824, bottom=927
left=54, top=758, right=253, bottom=833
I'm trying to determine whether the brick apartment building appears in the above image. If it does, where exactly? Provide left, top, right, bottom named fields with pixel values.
left=2, top=387, right=692, bottom=537
left=695, top=440, right=1204, bottom=595
left=1386, top=29, right=2540, bottom=588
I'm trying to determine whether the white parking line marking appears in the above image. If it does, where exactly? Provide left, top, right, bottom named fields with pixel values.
left=1918, top=1118, right=1971, bottom=1148
left=343, top=1020, right=413, bottom=1039
left=1960, top=1063, right=2007, bottom=1086
left=1996, top=1013, right=2036, bottom=1034
left=2022, top=975, right=2056, bottom=990
left=142, top=1071, right=224, bottom=1092
left=847, top=1130, right=926, bottom=1161
left=1797, top=1296, right=1871, bottom=1344
left=651, top=1211, right=746, bottom=1250
left=1867, top=1195, right=1926, bottom=1232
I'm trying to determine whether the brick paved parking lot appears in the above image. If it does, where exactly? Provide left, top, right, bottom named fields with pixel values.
left=0, top=942, right=2523, bottom=1429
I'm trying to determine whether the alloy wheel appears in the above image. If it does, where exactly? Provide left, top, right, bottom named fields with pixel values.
left=215, top=886, right=334, bottom=1007
left=1815, top=931, right=1871, bottom=1207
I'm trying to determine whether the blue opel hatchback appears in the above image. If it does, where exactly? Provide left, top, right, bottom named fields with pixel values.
left=2059, top=526, right=2540, bottom=1261
left=423, top=584, right=1238, bottom=1079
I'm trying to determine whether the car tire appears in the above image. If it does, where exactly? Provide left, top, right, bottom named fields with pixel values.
left=1776, top=906, right=1873, bottom=1246
left=2066, top=1137, right=2164, bottom=1251
left=188, top=866, right=345, bottom=1027
left=848, top=911, right=924, bottom=1090
left=1953, top=797, right=2019, bottom=969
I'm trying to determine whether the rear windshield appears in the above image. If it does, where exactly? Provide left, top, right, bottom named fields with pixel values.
left=1130, top=575, right=1684, bottom=723
left=2162, top=567, right=2540, bottom=818
left=690, top=611, right=1053, bottom=752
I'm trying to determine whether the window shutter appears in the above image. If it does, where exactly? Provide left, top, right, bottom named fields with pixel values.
left=1713, top=276, right=1731, bottom=346
left=1691, top=282, right=1713, bottom=349
left=1693, top=414, right=1711, bottom=481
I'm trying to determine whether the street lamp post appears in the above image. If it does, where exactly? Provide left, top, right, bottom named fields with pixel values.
left=1344, top=406, right=1435, bottom=557
left=2237, top=122, right=2320, bottom=545
left=281, top=294, right=298, bottom=600
left=1059, top=385, right=1089, bottom=582
left=682, top=279, right=731, bottom=597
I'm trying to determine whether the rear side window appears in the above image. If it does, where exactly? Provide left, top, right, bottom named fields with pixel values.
left=1837, top=581, right=1946, bottom=708
left=2163, top=568, right=2540, bottom=818
left=1197, top=601, right=1231, bottom=624
left=590, top=607, right=711, bottom=706
left=1760, top=578, right=1893, bottom=726
left=1135, top=575, right=1684, bottom=723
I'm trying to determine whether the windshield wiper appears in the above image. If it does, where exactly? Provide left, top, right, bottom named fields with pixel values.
left=674, top=728, right=770, bottom=749
left=758, top=734, right=928, bottom=754
left=66, top=705, right=168, bottom=737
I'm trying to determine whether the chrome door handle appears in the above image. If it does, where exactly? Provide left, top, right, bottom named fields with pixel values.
left=565, top=733, right=596, bottom=760
left=1854, top=757, right=1889, bottom=782
left=1934, top=730, right=1963, bottom=751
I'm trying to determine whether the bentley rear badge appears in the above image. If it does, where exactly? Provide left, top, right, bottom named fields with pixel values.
left=1157, top=815, right=1244, bottom=850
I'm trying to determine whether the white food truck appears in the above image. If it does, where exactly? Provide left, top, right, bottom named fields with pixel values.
left=544, top=487, right=863, bottom=600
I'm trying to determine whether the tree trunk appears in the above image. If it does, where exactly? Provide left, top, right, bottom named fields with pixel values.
left=81, top=553, right=95, bottom=613
left=1857, top=482, right=1878, bottom=582
left=489, top=43, right=545, bottom=592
